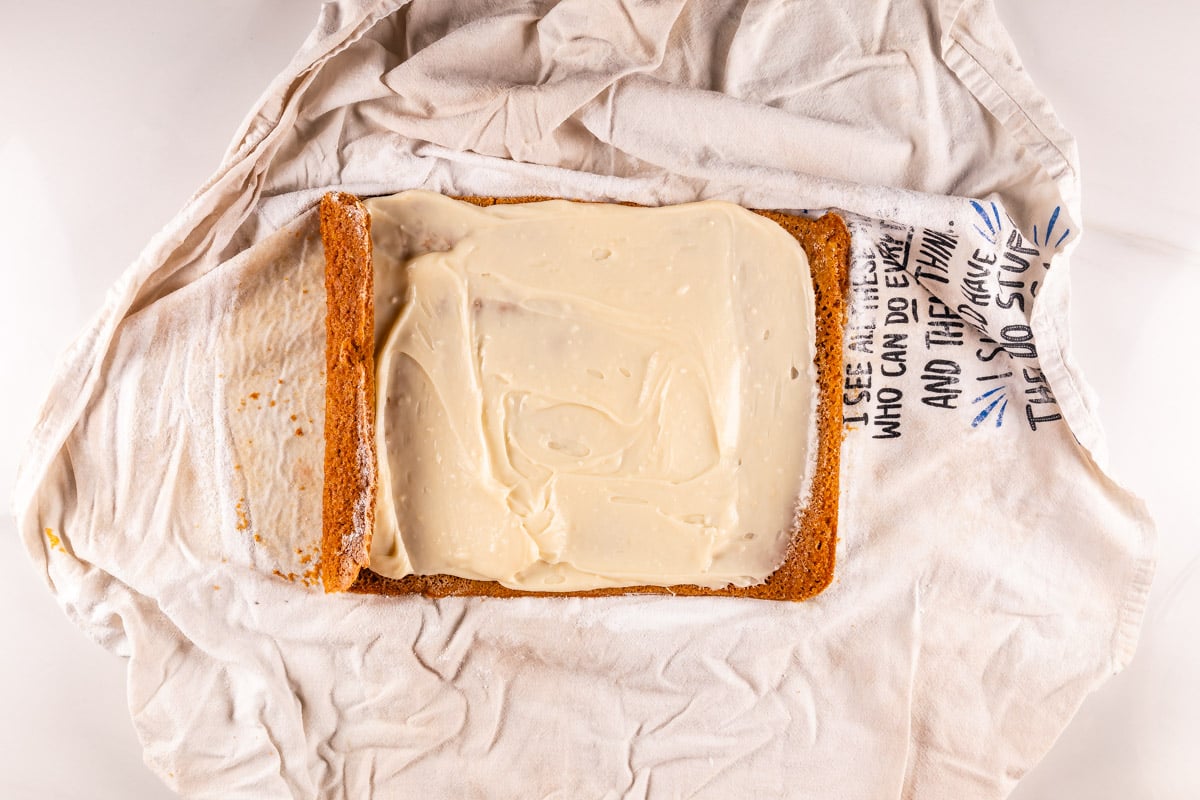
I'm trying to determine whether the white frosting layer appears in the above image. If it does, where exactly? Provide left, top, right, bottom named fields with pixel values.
left=366, top=191, right=816, bottom=591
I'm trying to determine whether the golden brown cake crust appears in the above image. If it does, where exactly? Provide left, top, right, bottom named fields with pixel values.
left=321, top=193, right=848, bottom=601
left=319, top=193, right=377, bottom=592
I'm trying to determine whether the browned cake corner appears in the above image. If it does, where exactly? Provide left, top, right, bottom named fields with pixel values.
left=319, top=192, right=377, bottom=593
left=321, top=193, right=848, bottom=600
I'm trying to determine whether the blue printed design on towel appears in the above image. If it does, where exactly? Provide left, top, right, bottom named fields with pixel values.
left=970, top=200, right=1003, bottom=244
left=971, top=383, right=1009, bottom=429
left=1032, top=205, right=1072, bottom=249
left=972, top=202, right=1072, bottom=252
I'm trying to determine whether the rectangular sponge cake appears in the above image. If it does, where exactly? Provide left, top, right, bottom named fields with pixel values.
left=319, top=192, right=848, bottom=601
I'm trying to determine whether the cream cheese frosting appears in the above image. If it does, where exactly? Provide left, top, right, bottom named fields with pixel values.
left=366, top=191, right=816, bottom=591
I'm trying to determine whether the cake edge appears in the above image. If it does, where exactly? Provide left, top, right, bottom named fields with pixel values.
left=319, top=192, right=378, bottom=593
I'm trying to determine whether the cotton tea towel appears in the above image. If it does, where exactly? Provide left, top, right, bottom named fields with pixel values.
left=13, top=0, right=1154, bottom=797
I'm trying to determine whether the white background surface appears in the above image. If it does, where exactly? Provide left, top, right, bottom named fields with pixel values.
left=0, top=2, right=1195, bottom=798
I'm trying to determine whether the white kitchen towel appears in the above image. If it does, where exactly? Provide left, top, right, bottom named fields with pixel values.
left=13, top=0, right=1154, bottom=798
